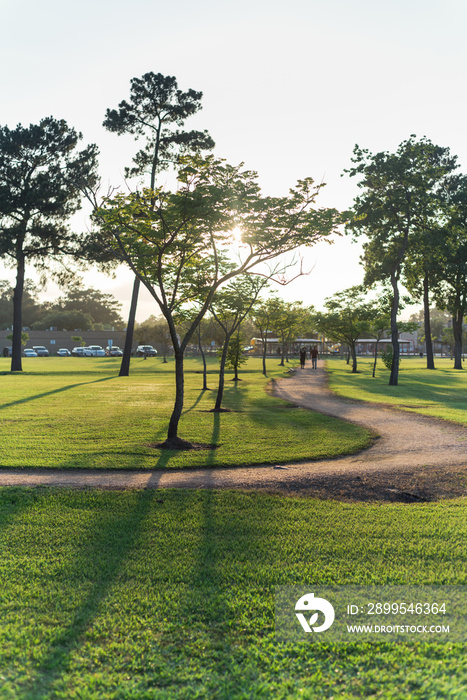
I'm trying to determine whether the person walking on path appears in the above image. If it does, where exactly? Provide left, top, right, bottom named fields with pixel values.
left=310, top=345, right=319, bottom=369
left=299, top=347, right=307, bottom=369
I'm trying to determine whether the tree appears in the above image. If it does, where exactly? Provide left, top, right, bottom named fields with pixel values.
left=366, top=308, right=391, bottom=378
left=102, top=72, right=214, bottom=377
left=432, top=175, right=467, bottom=369
left=0, top=117, right=98, bottom=371
left=314, top=286, right=374, bottom=373
left=210, top=275, right=266, bottom=411
left=268, top=300, right=313, bottom=366
left=53, top=285, right=124, bottom=328
left=71, top=335, right=85, bottom=347
left=32, top=310, right=94, bottom=331
left=93, top=155, right=340, bottom=447
left=366, top=292, right=418, bottom=376
left=34, top=284, right=124, bottom=330
left=0, top=280, right=41, bottom=330
left=224, top=331, right=248, bottom=381
left=345, top=136, right=457, bottom=384
left=252, top=296, right=280, bottom=375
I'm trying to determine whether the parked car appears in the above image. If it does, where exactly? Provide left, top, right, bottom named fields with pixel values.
left=2, top=347, right=12, bottom=357
left=56, top=348, right=71, bottom=356
left=136, top=345, right=158, bottom=357
left=23, top=348, right=38, bottom=357
left=32, top=345, right=49, bottom=357
left=106, top=346, right=123, bottom=357
left=72, top=346, right=93, bottom=357
left=87, top=345, right=106, bottom=357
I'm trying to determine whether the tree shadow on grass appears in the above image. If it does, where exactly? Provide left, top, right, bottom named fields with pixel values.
left=0, top=376, right=116, bottom=411
left=182, top=389, right=207, bottom=416
left=17, top=487, right=160, bottom=700
left=206, top=412, right=221, bottom=467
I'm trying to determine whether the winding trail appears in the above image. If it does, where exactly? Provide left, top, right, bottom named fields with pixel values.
left=0, top=362, right=465, bottom=501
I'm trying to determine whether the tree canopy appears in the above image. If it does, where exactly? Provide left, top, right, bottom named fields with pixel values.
left=102, top=72, right=215, bottom=376
left=345, top=135, right=457, bottom=383
left=0, top=117, right=98, bottom=370
left=93, top=154, right=341, bottom=446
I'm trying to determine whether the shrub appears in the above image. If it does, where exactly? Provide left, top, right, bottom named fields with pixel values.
left=381, top=345, right=401, bottom=370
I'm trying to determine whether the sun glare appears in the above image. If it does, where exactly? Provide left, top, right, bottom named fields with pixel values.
left=230, top=226, right=243, bottom=245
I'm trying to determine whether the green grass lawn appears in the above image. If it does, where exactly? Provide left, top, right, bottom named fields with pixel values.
left=0, top=356, right=371, bottom=470
left=325, top=356, right=467, bottom=425
left=0, top=488, right=464, bottom=699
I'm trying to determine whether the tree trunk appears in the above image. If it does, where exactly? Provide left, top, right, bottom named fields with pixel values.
left=262, top=335, right=267, bottom=376
left=119, top=275, right=139, bottom=377
left=372, top=339, right=379, bottom=377
left=452, top=311, right=463, bottom=370
left=198, top=329, right=208, bottom=390
left=389, top=271, right=400, bottom=386
left=164, top=349, right=186, bottom=445
left=350, top=343, right=358, bottom=373
left=11, top=255, right=25, bottom=372
left=279, top=339, right=285, bottom=366
left=423, top=274, right=435, bottom=370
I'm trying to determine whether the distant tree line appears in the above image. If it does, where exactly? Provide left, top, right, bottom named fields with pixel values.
left=0, top=281, right=124, bottom=331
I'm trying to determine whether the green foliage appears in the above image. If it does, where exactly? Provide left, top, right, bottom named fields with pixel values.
left=0, top=116, right=99, bottom=370
left=345, top=136, right=457, bottom=286
left=345, top=136, right=459, bottom=383
left=0, top=117, right=98, bottom=262
left=48, top=284, right=124, bottom=328
left=32, top=309, right=94, bottom=331
left=380, top=345, right=400, bottom=370
left=314, top=286, right=376, bottom=372
left=103, top=71, right=215, bottom=182
left=0, top=488, right=464, bottom=698
left=219, top=332, right=247, bottom=376
left=0, top=280, right=41, bottom=330
left=6, top=331, right=28, bottom=346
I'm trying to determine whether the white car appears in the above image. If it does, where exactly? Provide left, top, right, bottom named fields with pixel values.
left=72, top=347, right=93, bottom=357
left=23, top=348, right=38, bottom=357
left=87, top=345, right=106, bottom=357
left=56, top=348, right=71, bottom=356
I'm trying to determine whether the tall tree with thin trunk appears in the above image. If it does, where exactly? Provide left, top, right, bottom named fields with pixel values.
left=345, top=136, right=457, bottom=385
left=433, top=174, right=467, bottom=369
left=103, top=72, right=214, bottom=376
left=252, top=296, right=279, bottom=375
left=0, top=117, right=98, bottom=371
left=211, top=275, right=266, bottom=412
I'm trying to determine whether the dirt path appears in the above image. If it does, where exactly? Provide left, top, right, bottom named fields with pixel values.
left=0, top=362, right=465, bottom=501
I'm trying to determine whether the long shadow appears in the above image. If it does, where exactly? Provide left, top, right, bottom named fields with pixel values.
left=18, top=488, right=158, bottom=700
left=0, top=488, right=42, bottom=541
left=182, top=389, right=207, bottom=416
left=0, top=376, right=116, bottom=411
left=206, top=412, right=221, bottom=466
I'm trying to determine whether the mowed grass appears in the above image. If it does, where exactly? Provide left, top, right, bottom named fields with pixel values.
left=326, top=356, right=467, bottom=425
left=0, top=356, right=371, bottom=470
left=0, top=488, right=465, bottom=699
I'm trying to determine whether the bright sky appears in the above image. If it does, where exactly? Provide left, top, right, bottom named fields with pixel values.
left=1, top=0, right=466, bottom=321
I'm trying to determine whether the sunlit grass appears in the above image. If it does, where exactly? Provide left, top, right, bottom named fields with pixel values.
left=0, top=488, right=464, bottom=699
left=0, top=356, right=371, bottom=469
left=326, top=356, right=467, bottom=425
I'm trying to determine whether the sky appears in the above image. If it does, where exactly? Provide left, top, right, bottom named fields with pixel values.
left=1, top=0, right=467, bottom=321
